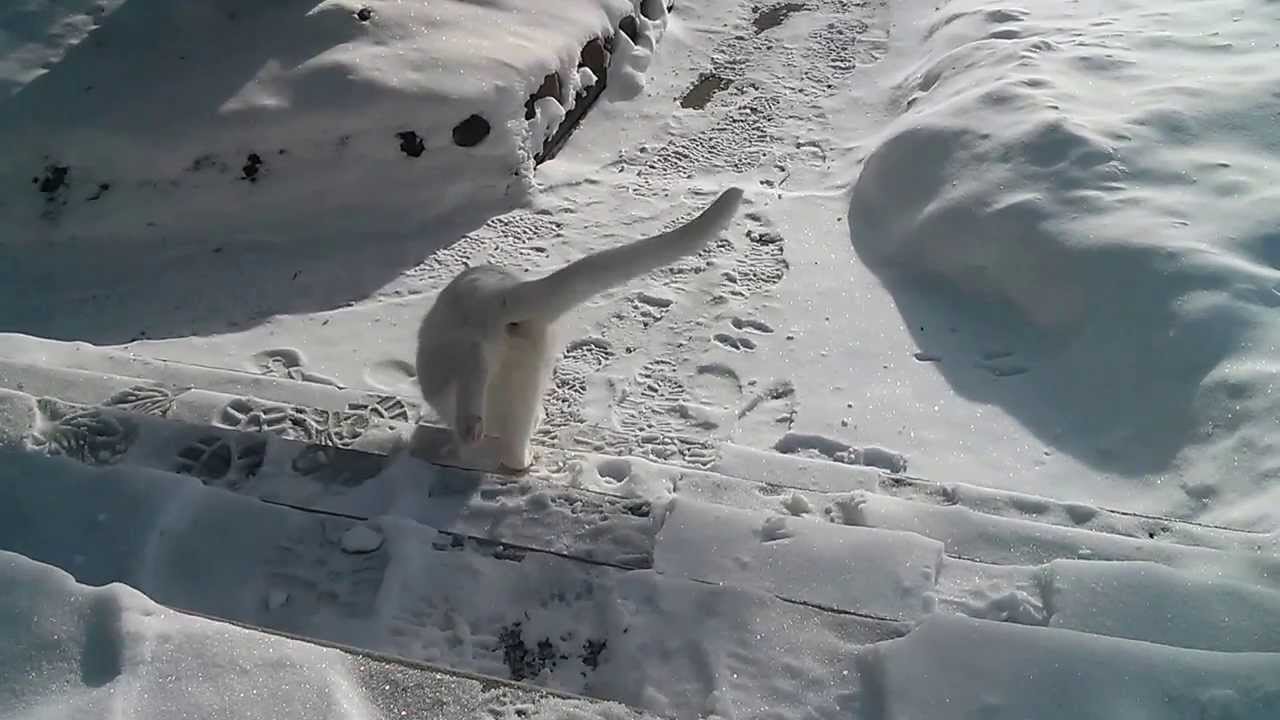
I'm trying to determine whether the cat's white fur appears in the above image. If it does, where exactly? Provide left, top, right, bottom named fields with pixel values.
left=415, top=187, right=745, bottom=470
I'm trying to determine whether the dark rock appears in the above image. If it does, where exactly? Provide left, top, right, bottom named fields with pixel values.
left=579, top=37, right=609, bottom=79
left=241, top=153, right=263, bottom=181
left=38, top=165, right=69, bottom=194
left=452, top=114, right=491, bottom=147
left=619, top=15, right=639, bottom=43
left=396, top=130, right=425, bottom=157
left=525, top=72, right=561, bottom=120
left=535, top=34, right=612, bottom=165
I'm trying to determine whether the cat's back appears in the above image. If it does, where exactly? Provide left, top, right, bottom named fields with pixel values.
left=421, top=264, right=521, bottom=332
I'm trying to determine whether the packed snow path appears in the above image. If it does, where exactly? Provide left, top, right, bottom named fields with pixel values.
left=1, top=344, right=1278, bottom=718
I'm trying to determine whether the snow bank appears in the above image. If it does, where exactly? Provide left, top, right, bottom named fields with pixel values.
left=860, top=614, right=1280, bottom=719
left=0, top=549, right=376, bottom=719
left=0, top=0, right=672, bottom=342
left=0, top=0, right=662, bottom=245
left=1044, top=559, right=1280, bottom=652
left=848, top=0, right=1280, bottom=523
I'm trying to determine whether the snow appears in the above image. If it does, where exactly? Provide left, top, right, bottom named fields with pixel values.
left=2, top=0, right=622, bottom=236
left=0, top=545, right=657, bottom=720
left=1044, top=559, right=1280, bottom=652
left=847, top=0, right=1280, bottom=521
left=0, top=0, right=664, bottom=341
left=862, top=614, right=1280, bottom=719
left=0, top=549, right=377, bottom=719
left=341, top=522, right=386, bottom=553
left=3, top=443, right=1277, bottom=718
left=656, top=497, right=943, bottom=619
left=4, top=0, right=1280, bottom=717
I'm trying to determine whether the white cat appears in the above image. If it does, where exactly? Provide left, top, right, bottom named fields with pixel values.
left=415, top=187, right=745, bottom=471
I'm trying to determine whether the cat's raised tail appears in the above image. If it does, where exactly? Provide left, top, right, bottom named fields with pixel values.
left=500, top=187, right=745, bottom=323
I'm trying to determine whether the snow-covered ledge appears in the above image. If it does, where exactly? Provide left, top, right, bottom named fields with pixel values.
left=0, top=0, right=672, bottom=246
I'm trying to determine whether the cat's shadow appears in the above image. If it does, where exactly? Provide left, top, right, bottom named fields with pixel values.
left=383, top=423, right=535, bottom=536
left=403, top=423, right=516, bottom=476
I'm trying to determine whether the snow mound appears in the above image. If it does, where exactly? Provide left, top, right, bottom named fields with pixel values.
left=0, top=0, right=662, bottom=245
left=1045, top=559, right=1280, bottom=653
left=848, top=0, right=1280, bottom=523
left=0, top=549, right=375, bottom=719
left=862, top=614, right=1280, bottom=719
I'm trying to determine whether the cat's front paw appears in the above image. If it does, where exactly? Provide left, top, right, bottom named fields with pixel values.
left=496, top=441, right=532, bottom=473
left=457, top=414, right=484, bottom=444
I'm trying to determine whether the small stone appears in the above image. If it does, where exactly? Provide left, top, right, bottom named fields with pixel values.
left=340, top=523, right=384, bottom=553
left=396, top=130, right=425, bottom=158
left=38, top=165, right=69, bottom=194
left=241, top=153, right=263, bottom=181
left=760, top=515, right=792, bottom=541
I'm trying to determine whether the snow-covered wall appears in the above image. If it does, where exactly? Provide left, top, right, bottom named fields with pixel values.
left=0, top=0, right=668, bottom=246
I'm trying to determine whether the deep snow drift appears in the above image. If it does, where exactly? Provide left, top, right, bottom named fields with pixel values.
left=0, top=548, right=377, bottom=719
left=850, top=0, right=1280, bottom=526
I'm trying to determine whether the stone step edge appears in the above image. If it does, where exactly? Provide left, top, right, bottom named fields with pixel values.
left=6, top=365, right=1277, bottom=614
left=270, top=498, right=915, bottom=626
left=11, top=365, right=1279, bottom=629
left=51, top=343, right=1280, bottom=541
left=10, top=345, right=1264, bottom=545
left=0, top=351, right=1259, bottom=558
left=1, top=373, right=663, bottom=571
left=1, top=369, right=942, bottom=621
left=4, top=446, right=911, bottom=657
